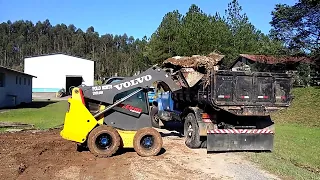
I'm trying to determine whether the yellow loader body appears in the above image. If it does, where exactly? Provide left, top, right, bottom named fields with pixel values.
left=60, top=89, right=136, bottom=148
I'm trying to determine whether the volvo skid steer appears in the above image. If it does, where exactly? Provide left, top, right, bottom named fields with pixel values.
left=60, top=66, right=181, bottom=157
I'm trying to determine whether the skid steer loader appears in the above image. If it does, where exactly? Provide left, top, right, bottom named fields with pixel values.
left=60, top=66, right=181, bottom=157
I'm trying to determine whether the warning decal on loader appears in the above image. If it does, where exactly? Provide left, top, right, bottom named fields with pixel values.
left=118, top=104, right=142, bottom=114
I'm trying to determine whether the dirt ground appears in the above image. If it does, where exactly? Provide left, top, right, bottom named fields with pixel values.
left=0, top=128, right=280, bottom=180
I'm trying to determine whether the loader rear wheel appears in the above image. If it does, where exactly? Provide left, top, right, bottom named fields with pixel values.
left=184, top=113, right=201, bottom=148
left=87, top=125, right=121, bottom=158
left=133, top=127, right=163, bottom=157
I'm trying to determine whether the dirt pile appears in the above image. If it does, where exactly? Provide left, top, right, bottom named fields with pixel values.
left=162, top=52, right=225, bottom=73
left=0, top=129, right=132, bottom=180
left=162, top=52, right=225, bottom=87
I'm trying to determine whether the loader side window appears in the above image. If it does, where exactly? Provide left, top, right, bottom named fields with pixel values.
left=113, top=88, right=148, bottom=114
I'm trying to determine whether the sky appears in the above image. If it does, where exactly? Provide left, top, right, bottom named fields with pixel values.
left=0, top=0, right=298, bottom=40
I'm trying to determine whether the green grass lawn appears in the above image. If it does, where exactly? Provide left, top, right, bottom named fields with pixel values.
left=0, top=100, right=68, bottom=130
left=247, top=87, right=320, bottom=180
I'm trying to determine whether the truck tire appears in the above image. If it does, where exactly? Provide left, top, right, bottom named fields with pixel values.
left=184, top=113, right=202, bottom=148
left=87, top=125, right=121, bottom=158
left=150, top=106, right=160, bottom=128
left=133, top=127, right=163, bottom=157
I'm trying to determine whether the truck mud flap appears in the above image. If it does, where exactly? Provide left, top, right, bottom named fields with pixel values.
left=206, top=129, right=274, bottom=152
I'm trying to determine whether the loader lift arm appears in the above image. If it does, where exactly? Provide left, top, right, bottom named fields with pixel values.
left=93, top=88, right=143, bottom=118
left=80, top=66, right=181, bottom=105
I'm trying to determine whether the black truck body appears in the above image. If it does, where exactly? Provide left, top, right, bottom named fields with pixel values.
left=156, top=68, right=293, bottom=152
left=171, top=69, right=293, bottom=116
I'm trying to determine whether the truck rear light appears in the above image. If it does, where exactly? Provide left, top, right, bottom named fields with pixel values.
left=241, top=95, right=249, bottom=99
left=202, top=113, right=210, bottom=119
left=258, top=96, right=269, bottom=99
left=218, top=95, right=231, bottom=99
left=201, top=113, right=214, bottom=122
left=276, top=96, right=286, bottom=100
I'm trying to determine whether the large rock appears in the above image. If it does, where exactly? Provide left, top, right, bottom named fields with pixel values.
left=162, top=52, right=225, bottom=87
left=162, top=52, right=225, bottom=73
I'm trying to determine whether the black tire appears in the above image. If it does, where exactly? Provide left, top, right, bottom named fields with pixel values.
left=150, top=106, right=160, bottom=128
left=87, top=125, right=121, bottom=158
left=133, top=127, right=163, bottom=157
left=200, top=140, right=207, bottom=148
left=183, top=113, right=202, bottom=148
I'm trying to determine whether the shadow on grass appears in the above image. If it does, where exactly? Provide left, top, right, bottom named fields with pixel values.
left=0, top=100, right=58, bottom=110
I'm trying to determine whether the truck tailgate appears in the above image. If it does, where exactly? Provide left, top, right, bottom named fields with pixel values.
left=212, top=71, right=293, bottom=115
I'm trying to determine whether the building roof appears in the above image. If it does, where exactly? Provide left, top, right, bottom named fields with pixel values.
left=24, top=53, right=95, bottom=62
left=230, top=54, right=315, bottom=69
left=0, top=65, right=37, bottom=78
left=239, top=54, right=314, bottom=65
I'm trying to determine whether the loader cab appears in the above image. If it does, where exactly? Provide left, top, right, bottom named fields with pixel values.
left=105, top=76, right=157, bottom=105
left=105, top=77, right=149, bottom=113
left=104, top=77, right=126, bottom=84
left=113, top=87, right=150, bottom=116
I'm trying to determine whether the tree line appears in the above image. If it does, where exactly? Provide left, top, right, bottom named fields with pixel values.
left=0, top=0, right=318, bottom=78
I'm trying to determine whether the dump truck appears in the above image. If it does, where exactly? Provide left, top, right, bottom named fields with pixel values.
left=152, top=54, right=294, bottom=151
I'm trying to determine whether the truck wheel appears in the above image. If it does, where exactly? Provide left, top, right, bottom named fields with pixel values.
left=184, top=113, right=202, bottom=148
left=133, top=127, right=163, bottom=157
left=87, top=125, right=121, bottom=158
left=150, top=106, right=160, bottom=128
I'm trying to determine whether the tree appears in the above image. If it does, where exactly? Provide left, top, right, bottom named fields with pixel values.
left=0, top=1, right=297, bottom=78
left=177, top=4, right=212, bottom=55
left=0, top=20, right=146, bottom=77
left=147, top=10, right=182, bottom=64
left=270, top=0, right=320, bottom=61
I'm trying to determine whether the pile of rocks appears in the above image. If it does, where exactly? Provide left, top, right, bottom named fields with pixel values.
left=162, top=52, right=225, bottom=73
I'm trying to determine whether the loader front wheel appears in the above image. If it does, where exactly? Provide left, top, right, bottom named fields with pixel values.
left=87, top=125, right=121, bottom=158
left=133, top=127, right=163, bottom=157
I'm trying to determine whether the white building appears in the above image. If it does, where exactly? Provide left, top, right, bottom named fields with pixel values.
left=24, top=54, right=95, bottom=94
left=0, top=65, right=36, bottom=108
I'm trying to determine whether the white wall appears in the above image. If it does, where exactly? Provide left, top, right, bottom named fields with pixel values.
left=24, top=54, right=94, bottom=92
left=0, top=70, right=33, bottom=108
